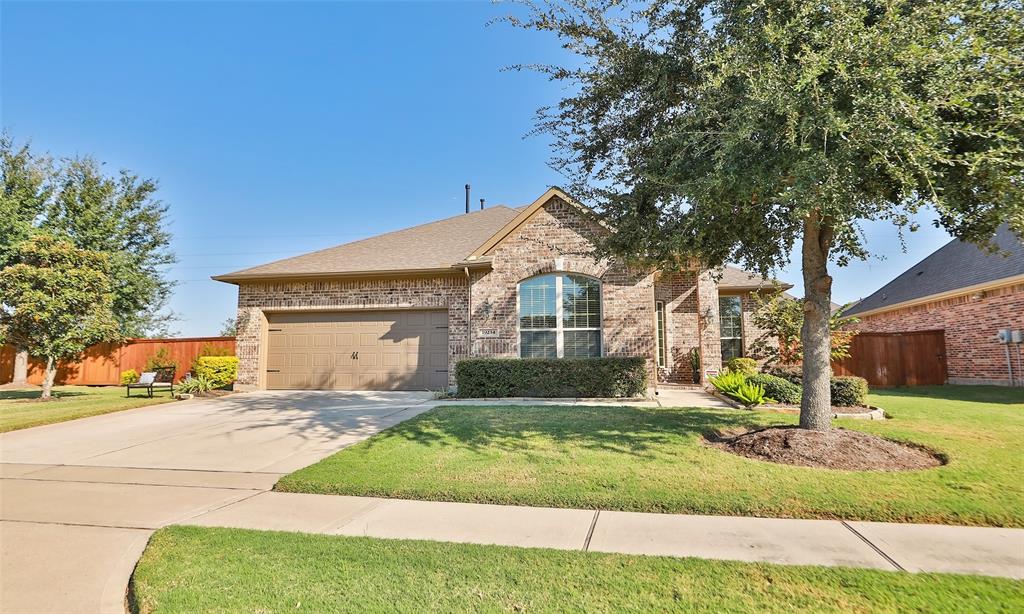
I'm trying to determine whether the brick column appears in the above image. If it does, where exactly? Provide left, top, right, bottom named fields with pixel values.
left=696, top=270, right=722, bottom=380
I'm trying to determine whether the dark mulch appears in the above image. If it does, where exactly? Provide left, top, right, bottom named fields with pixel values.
left=708, top=426, right=943, bottom=471
left=761, top=404, right=876, bottom=414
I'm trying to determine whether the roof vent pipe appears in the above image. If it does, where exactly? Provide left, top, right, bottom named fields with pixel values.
left=480, top=198, right=485, bottom=210
left=465, top=184, right=470, bottom=214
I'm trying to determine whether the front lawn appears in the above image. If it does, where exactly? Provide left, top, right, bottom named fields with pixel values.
left=277, top=386, right=1024, bottom=526
left=0, top=385, right=174, bottom=432
left=131, top=526, right=1021, bottom=613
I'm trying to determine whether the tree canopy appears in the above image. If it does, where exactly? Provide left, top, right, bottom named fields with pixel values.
left=0, top=136, right=176, bottom=337
left=0, top=234, right=120, bottom=398
left=510, top=0, right=1023, bottom=430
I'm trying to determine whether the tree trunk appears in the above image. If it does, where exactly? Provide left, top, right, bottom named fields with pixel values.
left=12, top=349, right=29, bottom=386
left=40, top=357, right=56, bottom=400
left=800, top=211, right=834, bottom=431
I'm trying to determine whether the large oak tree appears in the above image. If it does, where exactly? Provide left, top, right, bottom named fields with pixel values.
left=509, top=0, right=1023, bottom=430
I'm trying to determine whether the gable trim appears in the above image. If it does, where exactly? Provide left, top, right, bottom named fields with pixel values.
left=466, top=187, right=598, bottom=259
left=849, top=273, right=1024, bottom=318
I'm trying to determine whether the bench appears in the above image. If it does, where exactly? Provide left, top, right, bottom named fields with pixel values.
left=126, top=367, right=175, bottom=398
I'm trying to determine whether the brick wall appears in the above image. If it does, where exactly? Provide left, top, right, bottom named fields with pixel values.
left=234, top=276, right=469, bottom=390
left=468, top=196, right=658, bottom=381
left=853, top=282, right=1024, bottom=385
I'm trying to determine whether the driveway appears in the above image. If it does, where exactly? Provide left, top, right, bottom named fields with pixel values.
left=0, top=390, right=435, bottom=614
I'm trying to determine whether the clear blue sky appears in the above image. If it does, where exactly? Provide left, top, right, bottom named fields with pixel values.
left=2, top=1, right=954, bottom=336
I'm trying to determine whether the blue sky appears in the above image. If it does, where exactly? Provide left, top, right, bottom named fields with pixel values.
left=2, top=1, right=954, bottom=336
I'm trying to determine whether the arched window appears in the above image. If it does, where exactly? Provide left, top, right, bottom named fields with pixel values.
left=519, top=273, right=602, bottom=358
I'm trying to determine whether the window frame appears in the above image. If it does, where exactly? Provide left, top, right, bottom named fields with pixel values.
left=718, top=295, right=744, bottom=361
left=517, top=273, right=603, bottom=359
left=655, top=300, right=667, bottom=368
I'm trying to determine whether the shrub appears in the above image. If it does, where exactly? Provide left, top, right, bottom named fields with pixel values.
left=120, top=369, right=139, bottom=385
left=764, top=364, right=802, bottom=385
left=455, top=357, right=648, bottom=398
left=144, top=347, right=177, bottom=373
left=709, top=371, right=747, bottom=396
left=831, top=376, right=869, bottom=406
left=731, top=381, right=768, bottom=407
left=197, top=343, right=234, bottom=358
left=748, top=373, right=802, bottom=404
left=193, top=356, right=239, bottom=389
left=724, top=357, right=758, bottom=376
left=177, top=374, right=213, bottom=394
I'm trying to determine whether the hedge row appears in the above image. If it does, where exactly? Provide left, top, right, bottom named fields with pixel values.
left=455, top=357, right=648, bottom=398
left=763, top=366, right=869, bottom=406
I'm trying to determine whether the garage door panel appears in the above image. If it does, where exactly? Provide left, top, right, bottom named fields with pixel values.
left=266, top=310, right=447, bottom=391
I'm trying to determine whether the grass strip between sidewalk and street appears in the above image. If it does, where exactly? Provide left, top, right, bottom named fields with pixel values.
left=130, top=526, right=1023, bottom=613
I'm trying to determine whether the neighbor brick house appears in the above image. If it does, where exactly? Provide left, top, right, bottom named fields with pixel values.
left=214, top=188, right=786, bottom=391
left=846, top=225, right=1024, bottom=386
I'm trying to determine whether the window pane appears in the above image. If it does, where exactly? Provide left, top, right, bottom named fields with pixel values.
left=564, top=330, right=601, bottom=358
left=563, top=275, right=601, bottom=328
left=721, top=338, right=744, bottom=362
left=719, top=296, right=743, bottom=339
left=520, top=275, right=557, bottom=329
left=521, top=331, right=557, bottom=358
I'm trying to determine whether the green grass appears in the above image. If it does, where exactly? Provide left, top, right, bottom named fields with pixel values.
left=277, top=385, right=1024, bottom=526
left=130, top=526, right=1022, bottom=613
left=0, top=385, right=174, bottom=432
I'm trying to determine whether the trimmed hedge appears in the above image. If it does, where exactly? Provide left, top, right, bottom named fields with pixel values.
left=747, top=373, right=802, bottom=404
left=831, top=375, right=869, bottom=406
left=455, top=357, right=648, bottom=398
left=193, top=356, right=239, bottom=389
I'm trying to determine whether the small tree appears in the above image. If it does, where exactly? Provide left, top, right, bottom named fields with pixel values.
left=0, top=235, right=120, bottom=399
left=750, top=292, right=858, bottom=364
left=219, top=317, right=237, bottom=337
left=509, top=0, right=1023, bottom=431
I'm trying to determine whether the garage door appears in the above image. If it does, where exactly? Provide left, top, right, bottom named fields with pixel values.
left=265, top=310, right=449, bottom=390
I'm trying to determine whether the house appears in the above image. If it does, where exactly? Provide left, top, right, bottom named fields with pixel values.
left=845, top=225, right=1024, bottom=386
left=213, top=188, right=788, bottom=391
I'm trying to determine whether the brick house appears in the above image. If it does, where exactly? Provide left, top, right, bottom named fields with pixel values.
left=846, top=225, right=1024, bottom=386
left=214, top=188, right=786, bottom=392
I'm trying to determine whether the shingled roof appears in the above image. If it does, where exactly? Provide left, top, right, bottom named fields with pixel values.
left=847, top=224, right=1024, bottom=316
left=213, top=206, right=524, bottom=281
left=213, top=191, right=793, bottom=287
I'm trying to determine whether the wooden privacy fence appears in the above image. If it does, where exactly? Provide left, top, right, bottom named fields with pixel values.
left=832, top=330, right=947, bottom=387
left=0, top=337, right=236, bottom=386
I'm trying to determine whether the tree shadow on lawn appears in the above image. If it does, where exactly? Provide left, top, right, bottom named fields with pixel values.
left=364, top=405, right=775, bottom=458
left=0, top=389, right=88, bottom=402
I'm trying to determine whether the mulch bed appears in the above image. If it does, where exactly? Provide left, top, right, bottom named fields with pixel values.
left=707, top=426, right=943, bottom=471
left=762, top=404, right=876, bottom=414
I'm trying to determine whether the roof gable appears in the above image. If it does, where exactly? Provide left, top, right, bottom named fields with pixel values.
left=847, top=224, right=1024, bottom=315
left=466, top=187, right=600, bottom=259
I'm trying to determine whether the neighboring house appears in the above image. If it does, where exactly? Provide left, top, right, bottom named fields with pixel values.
left=214, top=188, right=788, bottom=391
left=845, top=225, right=1024, bottom=386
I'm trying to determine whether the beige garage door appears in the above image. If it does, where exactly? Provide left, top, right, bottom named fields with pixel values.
left=265, top=310, right=449, bottom=390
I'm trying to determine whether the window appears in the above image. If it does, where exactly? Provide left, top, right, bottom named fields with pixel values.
left=519, top=274, right=601, bottom=358
left=719, top=295, right=744, bottom=361
left=655, top=301, right=667, bottom=367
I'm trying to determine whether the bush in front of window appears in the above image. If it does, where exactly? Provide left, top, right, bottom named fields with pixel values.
left=724, top=357, right=758, bottom=376
left=455, top=357, right=648, bottom=398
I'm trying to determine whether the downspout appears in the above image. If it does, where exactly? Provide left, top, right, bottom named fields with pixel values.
left=464, top=266, right=472, bottom=363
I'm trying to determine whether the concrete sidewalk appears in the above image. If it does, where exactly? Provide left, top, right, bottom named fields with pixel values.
left=183, top=491, right=1024, bottom=580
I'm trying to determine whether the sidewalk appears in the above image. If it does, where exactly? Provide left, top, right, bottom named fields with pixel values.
left=183, top=491, right=1024, bottom=579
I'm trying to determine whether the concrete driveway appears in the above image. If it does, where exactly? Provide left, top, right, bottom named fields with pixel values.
left=0, top=390, right=435, bottom=614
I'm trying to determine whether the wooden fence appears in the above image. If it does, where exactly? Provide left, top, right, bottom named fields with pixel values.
left=0, top=337, right=236, bottom=386
left=832, top=330, right=947, bottom=387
